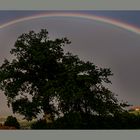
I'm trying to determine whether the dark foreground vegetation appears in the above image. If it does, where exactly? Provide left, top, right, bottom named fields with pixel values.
left=0, top=116, right=20, bottom=129
left=1, top=112, right=140, bottom=129
left=0, top=29, right=138, bottom=129
left=31, top=112, right=140, bottom=129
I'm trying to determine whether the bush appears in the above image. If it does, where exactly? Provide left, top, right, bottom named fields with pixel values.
left=31, top=119, right=52, bottom=129
left=4, top=116, right=20, bottom=129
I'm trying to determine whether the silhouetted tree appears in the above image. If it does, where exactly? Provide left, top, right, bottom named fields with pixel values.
left=0, top=29, right=128, bottom=122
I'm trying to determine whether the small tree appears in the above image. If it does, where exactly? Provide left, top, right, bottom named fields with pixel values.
left=4, top=116, right=20, bottom=129
left=0, top=29, right=128, bottom=122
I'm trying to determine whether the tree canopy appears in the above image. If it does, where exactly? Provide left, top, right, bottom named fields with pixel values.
left=0, top=29, right=128, bottom=121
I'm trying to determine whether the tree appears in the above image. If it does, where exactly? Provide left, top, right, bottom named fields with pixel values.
left=4, top=116, right=20, bottom=129
left=0, top=29, right=128, bottom=122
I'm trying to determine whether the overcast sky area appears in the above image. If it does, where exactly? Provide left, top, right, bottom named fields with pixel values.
left=0, top=11, right=140, bottom=116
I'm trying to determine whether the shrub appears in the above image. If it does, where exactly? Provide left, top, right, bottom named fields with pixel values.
left=31, top=119, right=52, bottom=129
left=4, top=116, right=20, bottom=129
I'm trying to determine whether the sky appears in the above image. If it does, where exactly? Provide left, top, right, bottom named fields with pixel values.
left=0, top=10, right=140, bottom=116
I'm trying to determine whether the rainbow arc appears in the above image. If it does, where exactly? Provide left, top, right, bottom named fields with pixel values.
left=0, top=12, right=140, bottom=35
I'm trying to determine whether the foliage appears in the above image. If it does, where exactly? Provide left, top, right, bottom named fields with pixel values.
left=0, top=29, right=128, bottom=123
left=31, top=112, right=140, bottom=129
left=31, top=119, right=51, bottom=129
left=4, top=116, right=20, bottom=129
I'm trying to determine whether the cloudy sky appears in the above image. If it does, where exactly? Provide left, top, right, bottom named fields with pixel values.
left=0, top=11, right=140, bottom=116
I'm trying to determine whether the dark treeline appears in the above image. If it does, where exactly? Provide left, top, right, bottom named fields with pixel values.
left=31, top=112, right=140, bottom=129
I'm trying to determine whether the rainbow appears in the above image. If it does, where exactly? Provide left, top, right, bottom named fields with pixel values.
left=0, top=12, right=140, bottom=35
